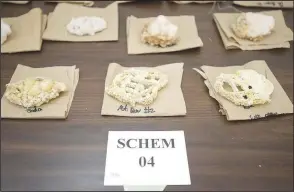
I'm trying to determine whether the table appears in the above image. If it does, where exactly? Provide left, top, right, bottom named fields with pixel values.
left=1, top=1, right=293, bottom=191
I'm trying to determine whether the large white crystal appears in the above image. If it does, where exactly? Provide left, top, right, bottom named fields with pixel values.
left=106, top=68, right=168, bottom=107
left=147, top=15, right=178, bottom=39
left=141, top=15, right=179, bottom=48
left=4, top=77, right=67, bottom=108
left=1, top=20, right=12, bottom=45
left=232, top=12, right=275, bottom=41
left=214, top=69, right=274, bottom=107
left=66, top=16, right=107, bottom=36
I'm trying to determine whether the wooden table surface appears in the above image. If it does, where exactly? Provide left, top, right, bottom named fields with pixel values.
left=1, top=1, right=293, bottom=191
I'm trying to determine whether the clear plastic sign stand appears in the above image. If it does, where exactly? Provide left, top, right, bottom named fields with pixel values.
left=104, top=131, right=191, bottom=191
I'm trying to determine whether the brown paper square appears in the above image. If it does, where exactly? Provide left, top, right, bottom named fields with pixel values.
left=127, top=15, right=203, bottom=54
left=233, top=1, right=293, bottom=8
left=1, top=8, right=47, bottom=53
left=213, top=10, right=293, bottom=50
left=45, top=1, right=94, bottom=7
left=1, top=64, right=79, bottom=119
left=101, top=62, right=187, bottom=117
left=194, top=60, right=293, bottom=121
left=42, top=2, right=118, bottom=42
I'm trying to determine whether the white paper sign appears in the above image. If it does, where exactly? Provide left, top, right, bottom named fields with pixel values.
left=104, top=131, right=191, bottom=186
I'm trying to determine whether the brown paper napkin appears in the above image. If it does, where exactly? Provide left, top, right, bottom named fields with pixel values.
left=42, top=2, right=118, bottom=42
left=101, top=62, right=187, bottom=117
left=127, top=15, right=203, bottom=54
left=194, top=60, right=293, bottom=121
left=2, top=1, right=29, bottom=4
left=233, top=1, right=293, bottom=8
left=1, top=64, right=80, bottom=119
left=45, top=1, right=94, bottom=7
left=213, top=10, right=293, bottom=50
left=1, top=8, right=47, bottom=53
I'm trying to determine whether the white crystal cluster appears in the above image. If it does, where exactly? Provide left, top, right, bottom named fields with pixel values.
left=66, top=16, right=107, bottom=36
left=1, top=20, right=12, bottom=45
left=5, top=77, right=67, bottom=108
left=106, top=68, right=168, bottom=107
left=214, top=69, right=274, bottom=107
left=141, top=15, right=179, bottom=48
left=231, top=12, right=275, bottom=41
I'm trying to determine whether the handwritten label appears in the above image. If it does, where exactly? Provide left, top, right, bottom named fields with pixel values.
left=278, top=1, right=284, bottom=7
left=265, top=112, right=278, bottom=117
left=117, top=104, right=155, bottom=114
left=243, top=105, right=253, bottom=109
left=104, top=131, right=191, bottom=186
left=257, top=1, right=284, bottom=7
left=249, top=114, right=261, bottom=120
left=26, top=106, right=42, bottom=113
left=264, top=1, right=276, bottom=6
left=249, top=112, right=279, bottom=120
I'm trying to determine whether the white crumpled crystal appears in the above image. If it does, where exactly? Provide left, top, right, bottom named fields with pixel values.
left=231, top=12, right=275, bottom=41
left=214, top=69, right=274, bottom=107
left=106, top=68, right=168, bottom=107
left=141, top=15, right=179, bottom=48
left=1, top=20, right=12, bottom=45
left=148, top=15, right=178, bottom=38
left=66, top=16, right=107, bottom=36
left=4, top=77, right=67, bottom=108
